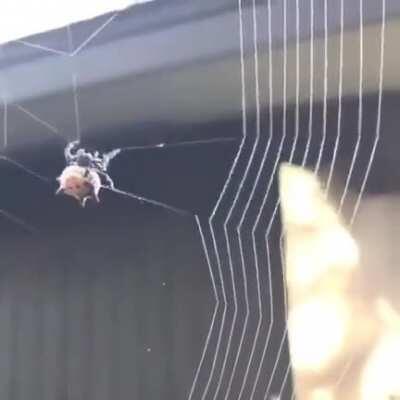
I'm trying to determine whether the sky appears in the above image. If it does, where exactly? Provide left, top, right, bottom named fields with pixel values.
left=0, top=0, right=152, bottom=44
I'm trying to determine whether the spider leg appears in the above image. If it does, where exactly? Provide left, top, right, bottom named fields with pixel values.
left=64, top=140, right=80, bottom=163
left=116, top=137, right=237, bottom=152
left=101, top=186, right=192, bottom=216
left=0, top=209, right=38, bottom=234
left=81, top=197, right=88, bottom=208
left=93, top=191, right=100, bottom=203
left=0, top=156, right=50, bottom=183
left=97, top=170, right=115, bottom=188
left=102, top=148, right=121, bottom=171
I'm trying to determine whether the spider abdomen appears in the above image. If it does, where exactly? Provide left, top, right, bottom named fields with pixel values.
left=56, top=165, right=101, bottom=207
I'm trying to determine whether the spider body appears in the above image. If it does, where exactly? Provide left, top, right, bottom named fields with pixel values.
left=55, top=141, right=118, bottom=207
left=56, top=165, right=101, bottom=207
left=1, top=136, right=233, bottom=220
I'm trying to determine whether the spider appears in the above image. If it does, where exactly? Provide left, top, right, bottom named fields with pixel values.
left=0, top=136, right=236, bottom=230
left=56, top=140, right=120, bottom=207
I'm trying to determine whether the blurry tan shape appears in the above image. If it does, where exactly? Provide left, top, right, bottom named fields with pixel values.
left=360, top=299, right=400, bottom=400
left=279, top=163, right=359, bottom=298
left=287, top=224, right=358, bottom=288
left=361, top=332, right=400, bottom=399
left=288, top=295, right=350, bottom=372
left=310, top=387, right=334, bottom=400
left=278, top=163, right=400, bottom=400
left=279, top=163, right=337, bottom=228
left=376, top=298, right=400, bottom=330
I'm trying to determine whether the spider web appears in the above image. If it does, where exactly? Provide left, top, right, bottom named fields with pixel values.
left=7, top=1, right=153, bottom=54
left=0, top=0, right=388, bottom=398
left=0, top=5, right=237, bottom=232
left=189, top=1, right=387, bottom=400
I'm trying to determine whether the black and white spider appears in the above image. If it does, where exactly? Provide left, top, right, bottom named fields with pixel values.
left=55, top=140, right=120, bottom=207
left=0, top=136, right=235, bottom=230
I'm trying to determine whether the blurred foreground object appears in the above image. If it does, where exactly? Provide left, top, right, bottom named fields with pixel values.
left=279, top=163, right=400, bottom=400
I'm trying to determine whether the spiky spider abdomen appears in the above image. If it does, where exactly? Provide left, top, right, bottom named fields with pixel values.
left=56, top=165, right=101, bottom=207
